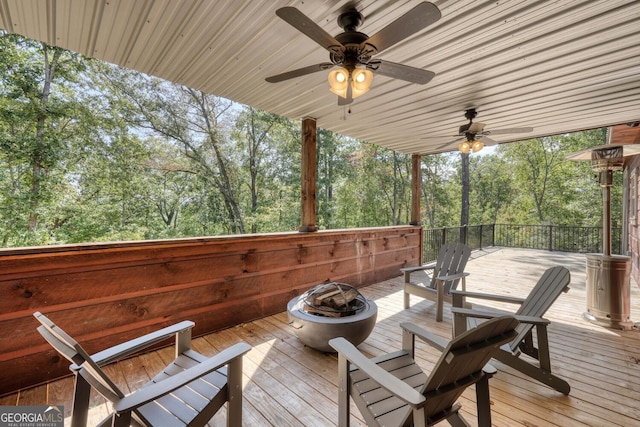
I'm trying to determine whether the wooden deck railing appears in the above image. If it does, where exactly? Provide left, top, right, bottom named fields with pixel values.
left=0, top=226, right=421, bottom=396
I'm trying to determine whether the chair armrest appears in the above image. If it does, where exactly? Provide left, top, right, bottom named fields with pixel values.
left=450, top=290, right=525, bottom=305
left=513, top=314, right=551, bottom=326
left=451, top=308, right=550, bottom=326
left=329, top=338, right=426, bottom=407
left=400, top=262, right=436, bottom=274
left=483, top=363, right=498, bottom=376
left=451, top=307, right=503, bottom=320
left=113, top=342, right=251, bottom=413
left=400, top=322, right=448, bottom=352
left=89, top=321, right=195, bottom=367
left=401, top=263, right=436, bottom=283
left=435, top=271, right=470, bottom=282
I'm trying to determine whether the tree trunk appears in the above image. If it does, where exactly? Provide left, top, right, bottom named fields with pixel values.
left=29, top=45, right=61, bottom=231
left=187, top=88, right=245, bottom=234
left=460, top=152, right=470, bottom=227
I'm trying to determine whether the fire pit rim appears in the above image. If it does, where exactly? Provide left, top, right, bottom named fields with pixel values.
left=287, top=283, right=378, bottom=352
left=289, top=295, right=376, bottom=324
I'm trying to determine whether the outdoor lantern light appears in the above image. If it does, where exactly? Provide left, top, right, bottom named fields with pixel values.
left=328, top=67, right=373, bottom=99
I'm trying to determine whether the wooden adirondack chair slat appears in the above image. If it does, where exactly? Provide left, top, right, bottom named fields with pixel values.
left=330, top=316, right=519, bottom=427
left=33, top=312, right=250, bottom=427
left=402, top=242, right=472, bottom=322
left=451, top=265, right=571, bottom=395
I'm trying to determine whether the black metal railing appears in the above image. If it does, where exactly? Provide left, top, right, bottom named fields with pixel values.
left=422, top=223, right=621, bottom=262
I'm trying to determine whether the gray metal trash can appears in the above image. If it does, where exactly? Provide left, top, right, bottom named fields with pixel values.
left=584, top=253, right=633, bottom=330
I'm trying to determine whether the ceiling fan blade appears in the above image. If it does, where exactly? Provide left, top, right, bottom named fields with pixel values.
left=276, top=7, right=344, bottom=52
left=361, top=2, right=441, bottom=55
left=435, top=138, right=461, bottom=151
left=423, top=135, right=459, bottom=139
left=369, top=60, right=435, bottom=84
left=485, top=127, right=534, bottom=135
left=468, top=122, right=486, bottom=133
left=481, top=136, right=498, bottom=146
left=265, top=63, right=334, bottom=83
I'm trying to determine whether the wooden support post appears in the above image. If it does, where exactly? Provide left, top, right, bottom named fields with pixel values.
left=411, top=154, right=421, bottom=226
left=300, top=117, right=318, bottom=232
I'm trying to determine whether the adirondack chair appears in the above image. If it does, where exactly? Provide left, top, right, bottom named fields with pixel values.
left=401, top=242, right=471, bottom=322
left=450, top=265, right=571, bottom=394
left=33, top=312, right=251, bottom=427
left=329, top=316, right=519, bottom=427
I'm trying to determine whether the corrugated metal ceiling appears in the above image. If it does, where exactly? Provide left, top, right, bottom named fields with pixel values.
left=1, top=0, right=638, bottom=154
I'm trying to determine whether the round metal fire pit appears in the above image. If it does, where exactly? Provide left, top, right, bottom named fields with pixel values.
left=287, top=283, right=377, bottom=352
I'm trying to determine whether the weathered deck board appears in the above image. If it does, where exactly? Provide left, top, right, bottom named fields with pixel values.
left=7, top=247, right=640, bottom=426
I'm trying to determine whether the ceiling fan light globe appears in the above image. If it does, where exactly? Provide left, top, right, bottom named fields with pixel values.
left=328, top=68, right=349, bottom=97
left=353, top=68, right=369, bottom=83
left=458, top=141, right=470, bottom=154
left=329, top=86, right=348, bottom=97
left=351, top=85, right=370, bottom=98
left=471, top=140, right=484, bottom=152
left=351, top=69, right=373, bottom=98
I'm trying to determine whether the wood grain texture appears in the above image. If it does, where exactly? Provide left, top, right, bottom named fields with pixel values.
left=0, top=226, right=420, bottom=395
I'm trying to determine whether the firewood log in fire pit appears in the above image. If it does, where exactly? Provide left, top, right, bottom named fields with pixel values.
left=302, top=282, right=363, bottom=317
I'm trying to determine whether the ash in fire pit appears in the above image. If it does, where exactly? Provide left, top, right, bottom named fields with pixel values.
left=287, top=282, right=377, bottom=352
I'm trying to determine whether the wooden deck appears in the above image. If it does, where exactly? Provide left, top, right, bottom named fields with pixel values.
left=3, top=247, right=640, bottom=426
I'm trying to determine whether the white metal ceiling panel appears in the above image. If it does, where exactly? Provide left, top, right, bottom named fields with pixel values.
left=0, top=0, right=638, bottom=154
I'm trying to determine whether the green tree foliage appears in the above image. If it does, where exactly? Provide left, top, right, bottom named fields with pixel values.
left=0, top=34, right=623, bottom=248
left=335, top=145, right=414, bottom=227
left=420, top=153, right=458, bottom=227
left=468, top=153, right=514, bottom=224
left=0, top=33, right=87, bottom=245
left=495, top=129, right=610, bottom=225
left=95, top=64, right=248, bottom=234
left=233, top=107, right=300, bottom=233
left=426, top=129, right=612, bottom=228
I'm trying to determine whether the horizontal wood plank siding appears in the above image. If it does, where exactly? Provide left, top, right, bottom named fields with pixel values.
left=0, top=226, right=421, bottom=395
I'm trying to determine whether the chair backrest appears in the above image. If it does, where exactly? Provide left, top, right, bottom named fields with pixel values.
left=510, top=265, right=570, bottom=351
left=34, top=312, right=125, bottom=402
left=424, top=315, right=519, bottom=418
left=430, top=242, right=471, bottom=294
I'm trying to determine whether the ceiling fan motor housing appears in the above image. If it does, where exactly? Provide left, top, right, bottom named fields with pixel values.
left=337, top=9, right=363, bottom=32
left=334, top=9, right=373, bottom=67
left=333, top=32, right=370, bottom=68
left=464, top=108, right=478, bottom=120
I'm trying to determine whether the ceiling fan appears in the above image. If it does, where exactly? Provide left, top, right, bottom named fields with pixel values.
left=265, top=2, right=441, bottom=105
left=431, top=109, right=534, bottom=153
